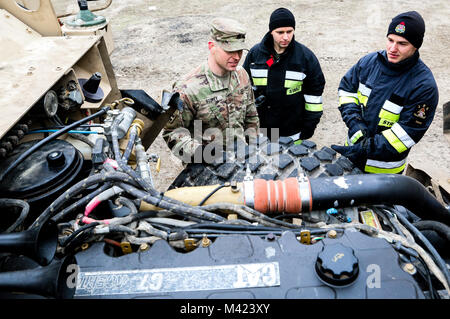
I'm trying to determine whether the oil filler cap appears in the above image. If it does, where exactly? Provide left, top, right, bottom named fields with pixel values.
left=315, top=243, right=359, bottom=287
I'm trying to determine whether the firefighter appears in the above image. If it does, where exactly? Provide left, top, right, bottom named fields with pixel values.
left=243, top=7, right=325, bottom=143
left=332, top=11, right=439, bottom=174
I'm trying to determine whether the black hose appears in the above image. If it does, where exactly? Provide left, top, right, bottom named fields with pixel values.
left=0, top=106, right=110, bottom=182
left=309, top=174, right=450, bottom=225
left=413, top=221, right=450, bottom=242
left=389, top=207, right=450, bottom=287
left=0, top=199, right=30, bottom=233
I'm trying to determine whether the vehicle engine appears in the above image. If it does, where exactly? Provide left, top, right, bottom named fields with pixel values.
left=0, top=0, right=449, bottom=300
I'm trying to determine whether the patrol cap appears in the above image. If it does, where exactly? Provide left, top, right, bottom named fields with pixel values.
left=210, top=18, right=247, bottom=52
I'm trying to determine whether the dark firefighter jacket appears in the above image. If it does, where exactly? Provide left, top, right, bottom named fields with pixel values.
left=338, top=50, right=439, bottom=174
left=243, top=32, right=325, bottom=140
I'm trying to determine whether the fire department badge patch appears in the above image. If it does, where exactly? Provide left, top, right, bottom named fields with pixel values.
left=395, top=22, right=406, bottom=34
left=413, top=104, right=429, bottom=125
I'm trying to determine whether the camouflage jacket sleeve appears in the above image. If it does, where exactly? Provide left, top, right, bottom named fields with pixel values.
left=238, top=68, right=260, bottom=139
left=162, top=82, right=201, bottom=159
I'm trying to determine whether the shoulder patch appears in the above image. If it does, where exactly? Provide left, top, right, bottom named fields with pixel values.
left=413, top=103, right=429, bottom=125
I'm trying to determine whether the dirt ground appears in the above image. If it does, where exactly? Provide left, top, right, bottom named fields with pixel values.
left=59, top=0, right=450, bottom=191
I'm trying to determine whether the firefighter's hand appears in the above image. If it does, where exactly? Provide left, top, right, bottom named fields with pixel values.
left=331, top=143, right=367, bottom=168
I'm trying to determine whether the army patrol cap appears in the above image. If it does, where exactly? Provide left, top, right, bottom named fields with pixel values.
left=210, top=18, right=247, bottom=52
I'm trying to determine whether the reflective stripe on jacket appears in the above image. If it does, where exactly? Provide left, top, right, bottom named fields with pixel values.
left=338, top=50, right=439, bottom=174
left=243, top=32, right=325, bottom=138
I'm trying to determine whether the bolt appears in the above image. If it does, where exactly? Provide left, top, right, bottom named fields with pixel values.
left=230, top=180, right=239, bottom=193
left=139, top=243, right=149, bottom=251
left=327, top=230, right=338, bottom=239
left=201, top=234, right=211, bottom=247
left=403, top=263, right=416, bottom=275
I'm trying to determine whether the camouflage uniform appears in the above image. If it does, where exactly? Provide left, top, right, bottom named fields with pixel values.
left=163, top=18, right=259, bottom=160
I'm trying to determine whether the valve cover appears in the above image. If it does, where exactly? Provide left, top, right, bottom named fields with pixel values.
left=72, top=229, right=424, bottom=299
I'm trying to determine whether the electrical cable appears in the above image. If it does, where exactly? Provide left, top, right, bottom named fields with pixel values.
left=117, top=182, right=226, bottom=223
left=30, top=171, right=140, bottom=229
left=111, top=115, right=154, bottom=193
left=122, top=126, right=137, bottom=162
left=109, top=117, right=211, bottom=215
left=0, top=199, right=30, bottom=233
left=116, top=196, right=139, bottom=215
left=198, top=184, right=228, bottom=206
left=416, top=256, right=440, bottom=299
left=200, top=203, right=302, bottom=228
left=61, top=222, right=100, bottom=247
left=51, top=183, right=113, bottom=222
left=27, top=130, right=100, bottom=135
left=384, top=206, right=450, bottom=287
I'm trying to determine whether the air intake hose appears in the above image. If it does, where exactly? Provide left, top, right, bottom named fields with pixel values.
left=246, top=174, right=450, bottom=225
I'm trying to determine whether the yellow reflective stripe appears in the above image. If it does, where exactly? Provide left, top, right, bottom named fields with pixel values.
left=285, top=80, right=302, bottom=95
left=305, top=103, right=323, bottom=112
left=357, top=91, right=369, bottom=107
left=252, top=78, right=267, bottom=86
left=382, top=129, right=407, bottom=153
left=364, top=162, right=406, bottom=174
left=284, top=80, right=303, bottom=89
left=378, top=118, right=395, bottom=128
left=350, top=130, right=363, bottom=144
left=379, top=109, right=400, bottom=123
left=339, top=96, right=359, bottom=106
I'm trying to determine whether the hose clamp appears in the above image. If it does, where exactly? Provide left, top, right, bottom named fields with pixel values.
left=243, top=180, right=254, bottom=208
left=298, top=174, right=312, bottom=212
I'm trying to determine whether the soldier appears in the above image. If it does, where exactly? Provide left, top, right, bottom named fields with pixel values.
left=332, top=11, right=439, bottom=174
left=163, top=18, right=260, bottom=163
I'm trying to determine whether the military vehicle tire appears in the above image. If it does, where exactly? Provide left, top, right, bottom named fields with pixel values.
left=169, top=136, right=362, bottom=189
